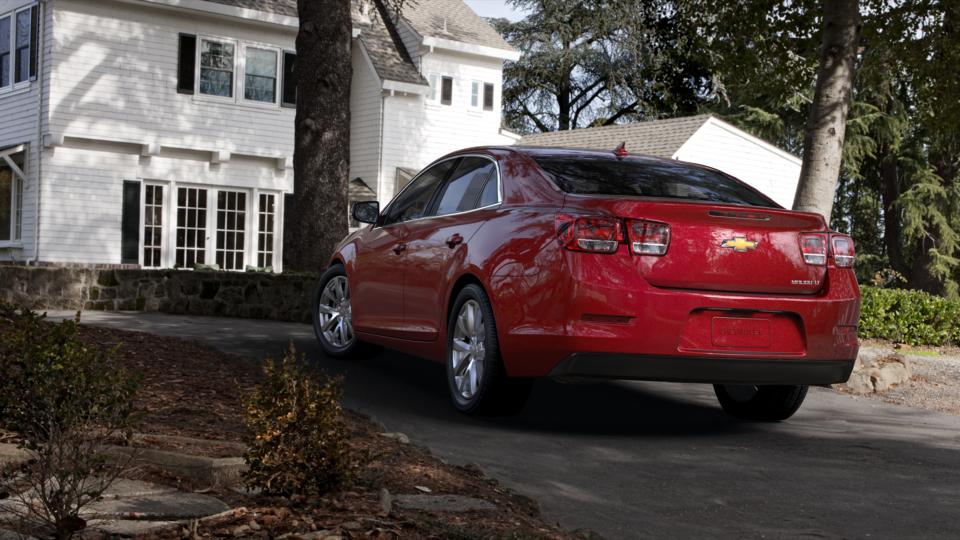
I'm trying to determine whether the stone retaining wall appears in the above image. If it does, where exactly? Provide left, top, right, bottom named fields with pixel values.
left=0, top=266, right=316, bottom=323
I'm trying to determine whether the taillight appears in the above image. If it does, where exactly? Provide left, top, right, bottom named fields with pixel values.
left=627, top=219, right=670, bottom=255
left=556, top=214, right=622, bottom=254
left=798, top=233, right=827, bottom=265
left=831, top=234, right=855, bottom=267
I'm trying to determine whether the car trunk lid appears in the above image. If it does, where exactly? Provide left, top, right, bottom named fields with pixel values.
left=565, top=196, right=829, bottom=295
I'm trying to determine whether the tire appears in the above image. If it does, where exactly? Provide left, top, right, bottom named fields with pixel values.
left=312, top=264, right=362, bottom=358
left=446, top=284, right=532, bottom=415
left=714, top=384, right=808, bottom=422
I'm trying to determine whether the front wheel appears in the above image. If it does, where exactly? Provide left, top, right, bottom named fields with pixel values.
left=714, top=384, right=808, bottom=422
left=446, top=284, right=531, bottom=415
left=312, top=264, right=358, bottom=357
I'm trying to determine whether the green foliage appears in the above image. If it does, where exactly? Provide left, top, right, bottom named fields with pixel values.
left=0, top=304, right=140, bottom=540
left=859, top=286, right=960, bottom=346
left=0, top=305, right=139, bottom=448
left=243, top=345, right=354, bottom=497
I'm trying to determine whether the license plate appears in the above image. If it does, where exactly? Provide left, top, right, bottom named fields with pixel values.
left=711, top=317, right=771, bottom=348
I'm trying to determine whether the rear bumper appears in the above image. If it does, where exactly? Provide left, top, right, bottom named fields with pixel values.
left=549, top=354, right=855, bottom=385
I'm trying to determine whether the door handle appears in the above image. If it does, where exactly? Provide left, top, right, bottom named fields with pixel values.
left=445, top=234, right=464, bottom=248
left=393, top=243, right=406, bottom=255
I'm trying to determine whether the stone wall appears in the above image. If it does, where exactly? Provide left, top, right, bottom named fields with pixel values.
left=0, top=266, right=317, bottom=323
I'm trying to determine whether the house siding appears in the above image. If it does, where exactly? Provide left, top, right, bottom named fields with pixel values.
left=37, top=0, right=298, bottom=267
left=673, top=120, right=801, bottom=209
left=379, top=49, right=512, bottom=202
left=0, top=0, right=50, bottom=263
left=349, top=42, right=383, bottom=197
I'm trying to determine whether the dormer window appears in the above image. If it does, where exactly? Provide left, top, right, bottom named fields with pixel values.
left=199, top=39, right=235, bottom=98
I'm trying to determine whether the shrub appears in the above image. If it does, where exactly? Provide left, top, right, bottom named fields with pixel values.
left=0, top=305, right=140, bottom=540
left=859, top=286, right=960, bottom=346
left=243, top=344, right=354, bottom=497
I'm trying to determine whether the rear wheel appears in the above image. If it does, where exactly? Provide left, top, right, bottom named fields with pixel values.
left=714, top=384, right=808, bottom=421
left=446, top=284, right=531, bottom=415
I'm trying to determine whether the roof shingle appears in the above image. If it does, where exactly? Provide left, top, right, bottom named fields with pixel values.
left=519, top=115, right=714, bottom=158
left=399, top=0, right=514, bottom=52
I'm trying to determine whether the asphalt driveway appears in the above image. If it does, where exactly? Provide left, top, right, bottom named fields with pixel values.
left=50, top=311, right=960, bottom=539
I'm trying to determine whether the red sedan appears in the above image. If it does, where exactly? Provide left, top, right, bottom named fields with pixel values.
left=312, top=146, right=860, bottom=420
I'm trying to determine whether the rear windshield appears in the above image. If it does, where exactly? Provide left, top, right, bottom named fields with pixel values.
left=533, top=155, right=780, bottom=208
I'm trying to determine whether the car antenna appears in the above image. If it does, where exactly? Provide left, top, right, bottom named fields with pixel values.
left=613, top=142, right=629, bottom=158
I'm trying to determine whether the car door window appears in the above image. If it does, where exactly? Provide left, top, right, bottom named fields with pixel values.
left=433, top=158, right=497, bottom=217
left=382, top=160, right=455, bottom=226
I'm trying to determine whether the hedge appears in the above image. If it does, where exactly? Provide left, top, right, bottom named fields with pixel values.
left=859, top=286, right=960, bottom=346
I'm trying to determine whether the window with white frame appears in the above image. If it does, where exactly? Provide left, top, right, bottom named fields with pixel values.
left=0, top=147, right=24, bottom=243
left=142, top=185, right=164, bottom=268
left=427, top=73, right=439, bottom=101
left=257, top=193, right=276, bottom=269
left=1, top=4, right=37, bottom=91
left=175, top=187, right=208, bottom=268
left=470, top=80, right=481, bottom=109
left=199, top=38, right=235, bottom=98
left=215, top=190, right=247, bottom=271
left=244, top=46, right=278, bottom=103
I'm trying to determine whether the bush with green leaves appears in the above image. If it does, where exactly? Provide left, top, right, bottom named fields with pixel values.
left=243, top=345, right=355, bottom=497
left=859, top=286, right=960, bottom=346
left=0, top=304, right=140, bottom=540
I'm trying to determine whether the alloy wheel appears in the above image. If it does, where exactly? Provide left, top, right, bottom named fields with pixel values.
left=317, top=275, right=355, bottom=349
left=451, top=299, right=486, bottom=399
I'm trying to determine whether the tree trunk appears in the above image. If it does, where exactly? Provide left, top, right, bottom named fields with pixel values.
left=879, top=146, right=907, bottom=275
left=284, top=0, right=352, bottom=272
left=792, top=0, right=861, bottom=222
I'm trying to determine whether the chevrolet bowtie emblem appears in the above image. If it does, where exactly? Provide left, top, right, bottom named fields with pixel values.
left=720, top=236, right=759, bottom=252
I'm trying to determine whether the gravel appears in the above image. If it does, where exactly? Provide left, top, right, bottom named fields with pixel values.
left=843, top=348, right=960, bottom=416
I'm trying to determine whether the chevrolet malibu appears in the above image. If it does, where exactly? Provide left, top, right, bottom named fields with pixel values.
left=312, top=146, right=861, bottom=420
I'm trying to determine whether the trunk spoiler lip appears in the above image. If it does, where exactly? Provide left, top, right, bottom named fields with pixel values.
left=561, top=194, right=830, bottom=230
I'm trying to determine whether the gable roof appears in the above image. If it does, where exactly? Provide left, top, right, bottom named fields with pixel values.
left=519, top=115, right=714, bottom=158
left=399, top=0, right=514, bottom=52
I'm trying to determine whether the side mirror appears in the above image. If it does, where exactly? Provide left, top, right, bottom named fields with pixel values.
left=352, top=200, right=380, bottom=225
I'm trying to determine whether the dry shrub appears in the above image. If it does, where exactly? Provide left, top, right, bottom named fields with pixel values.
left=243, top=344, right=354, bottom=497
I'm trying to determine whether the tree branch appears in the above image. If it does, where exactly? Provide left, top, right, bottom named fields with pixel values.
left=601, top=101, right=640, bottom=126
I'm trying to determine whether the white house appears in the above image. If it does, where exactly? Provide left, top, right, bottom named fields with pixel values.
left=0, top=0, right=518, bottom=271
left=520, top=115, right=802, bottom=208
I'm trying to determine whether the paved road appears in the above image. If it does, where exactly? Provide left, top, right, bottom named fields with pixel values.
left=52, top=311, right=960, bottom=539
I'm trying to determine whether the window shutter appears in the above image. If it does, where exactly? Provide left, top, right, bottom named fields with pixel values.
left=177, top=33, right=196, bottom=95
left=281, top=51, right=296, bottom=108
left=483, top=83, right=494, bottom=111
left=121, top=181, right=141, bottom=265
left=440, top=76, right=453, bottom=105
left=29, top=6, right=39, bottom=80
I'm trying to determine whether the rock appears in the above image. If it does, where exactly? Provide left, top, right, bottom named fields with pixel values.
left=82, top=492, right=230, bottom=520
left=232, top=524, right=251, bottom=536
left=395, top=494, right=496, bottom=513
left=843, top=370, right=874, bottom=394
left=414, top=485, right=432, bottom=493
left=380, top=432, right=410, bottom=444
left=86, top=519, right=183, bottom=536
left=873, top=361, right=910, bottom=392
left=300, top=530, right=335, bottom=539
left=378, top=488, right=392, bottom=516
